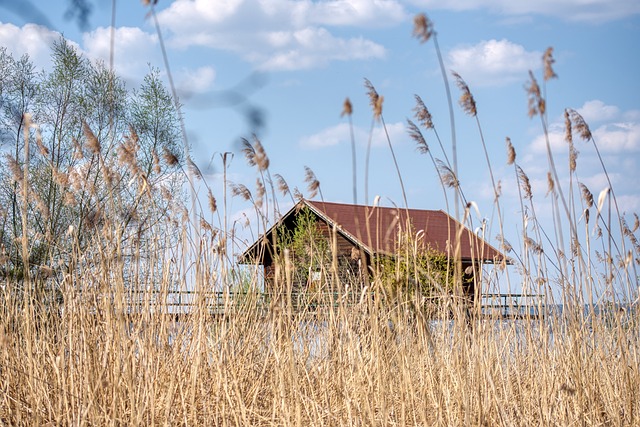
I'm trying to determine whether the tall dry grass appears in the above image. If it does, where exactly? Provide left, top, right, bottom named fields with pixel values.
left=1, top=9, right=639, bottom=427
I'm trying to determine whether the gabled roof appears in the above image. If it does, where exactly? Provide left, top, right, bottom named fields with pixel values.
left=239, top=200, right=507, bottom=264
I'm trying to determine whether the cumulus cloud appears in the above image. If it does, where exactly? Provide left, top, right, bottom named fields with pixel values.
left=300, top=123, right=351, bottom=149
left=520, top=100, right=640, bottom=221
left=529, top=101, right=640, bottom=155
left=410, top=0, right=640, bottom=23
left=156, top=0, right=392, bottom=71
left=447, top=39, right=540, bottom=87
left=0, top=22, right=66, bottom=70
left=304, top=0, right=406, bottom=27
left=579, top=172, right=616, bottom=194
left=257, top=28, right=386, bottom=71
left=82, top=26, right=159, bottom=81
left=577, top=100, right=620, bottom=124
left=592, top=122, right=640, bottom=153
left=176, top=66, right=217, bottom=97
left=300, top=121, right=406, bottom=150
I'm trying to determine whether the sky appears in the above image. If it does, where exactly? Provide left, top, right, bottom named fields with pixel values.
left=2, top=0, right=640, bottom=294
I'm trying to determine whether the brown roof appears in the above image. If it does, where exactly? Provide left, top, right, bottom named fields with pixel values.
left=239, top=200, right=508, bottom=263
left=239, top=200, right=506, bottom=264
left=305, top=200, right=504, bottom=262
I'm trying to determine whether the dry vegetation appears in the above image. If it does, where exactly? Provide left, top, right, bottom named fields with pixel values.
left=1, top=10, right=639, bottom=427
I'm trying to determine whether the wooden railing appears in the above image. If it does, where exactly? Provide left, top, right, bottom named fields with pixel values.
left=122, top=290, right=361, bottom=316
left=120, top=290, right=546, bottom=319
left=479, top=293, right=546, bottom=319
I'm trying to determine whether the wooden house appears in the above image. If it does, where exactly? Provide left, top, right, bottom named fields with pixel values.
left=239, top=200, right=508, bottom=297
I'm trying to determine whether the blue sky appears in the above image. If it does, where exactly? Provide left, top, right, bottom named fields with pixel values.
left=2, top=0, right=640, bottom=292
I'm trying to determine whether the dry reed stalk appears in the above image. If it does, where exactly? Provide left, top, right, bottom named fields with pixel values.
left=304, top=166, right=321, bottom=200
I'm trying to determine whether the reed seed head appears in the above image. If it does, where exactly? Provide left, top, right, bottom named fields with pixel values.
left=304, top=166, right=320, bottom=199
left=6, top=155, right=24, bottom=184
left=517, top=165, right=532, bottom=199
left=163, top=148, right=179, bottom=167
left=436, top=159, right=458, bottom=189
left=161, top=186, right=172, bottom=202
left=569, top=143, right=577, bottom=173
left=242, top=136, right=269, bottom=171
left=496, top=234, right=513, bottom=253
left=231, top=183, right=251, bottom=201
left=35, top=130, right=48, bottom=157
left=52, top=170, right=69, bottom=187
left=241, top=138, right=256, bottom=167
left=374, top=95, right=384, bottom=120
left=187, top=157, right=202, bottom=180
left=579, top=183, right=593, bottom=208
left=208, top=189, right=217, bottom=214
left=128, top=125, right=139, bottom=144
left=546, top=172, right=554, bottom=196
left=274, top=174, right=290, bottom=196
left=413, top=95, right=433, bottom=129
left=543, top=47, right=557, bottom=81
left=407, top=119, right=429, bottom=154
left=364, top=78, right=379, bottom=110
left=526, top=71, right=544, bottom=117
left=564, top=110, right=573, bottom=144
left=200, top=217, right=212, bottom=233
left=506, top=137, right=516, bottom=165
left=452, top=71, right=477, bottom=117
left=341, top=98, right=353, bottom=117
left=72, top=137, right=84, bottom=160
left=152, top=149, right=161, bottom=174
left=568, top=109, right=592, bottom=141
left=82, top=120, right=101, bottom=155
left=595, top=226, right=603, bottom=239
left=412, top=13, right=434, bottom=43
left=255, top=178, right=265, bottom=209
left=253, top=136, right=269, bottom=171
left=622, top=218, right=632, bottom=237
left=524, top=236, right=543, bottom=254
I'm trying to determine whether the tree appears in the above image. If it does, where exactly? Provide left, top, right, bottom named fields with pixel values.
left=0, top=47, right=40, bottom=281
left=275, top=207, right=331, bottom=291
left=0, top=38, right=186, bottom=287
left=375, top=226, right=469, bottom=309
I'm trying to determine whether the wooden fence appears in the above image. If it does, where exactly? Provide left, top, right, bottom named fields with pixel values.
left=121, top=290, right=546, bottom=319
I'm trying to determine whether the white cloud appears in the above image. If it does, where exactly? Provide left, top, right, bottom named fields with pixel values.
left=82, top=26, right=159, bottom=81
left=623, top=110, right=640, bottom=121
left=410, top=0, right=640, bottom=23
left=579, top=172, right=614, bottom=194
left=300, top=122, right=351, bottom=149
left=448, top=39, right=540, bottom=87
left=304, top=0, right=406, bottom=27
left=577, top=100, right=620, bottom=123
left=258, top=28, right=386, bottom=71
left=300, top=121, right=406, bottom=150
left=529, top=102, right=640, bottom=155
left=592, top=122, right=640, bottom=153
left=521, top=101, right=640, bottom=224
left=0, top=22, right=65, bottom=70
left=156, top=0, right=392, bottom=71
left=176, top=66, right=217, bottom=97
